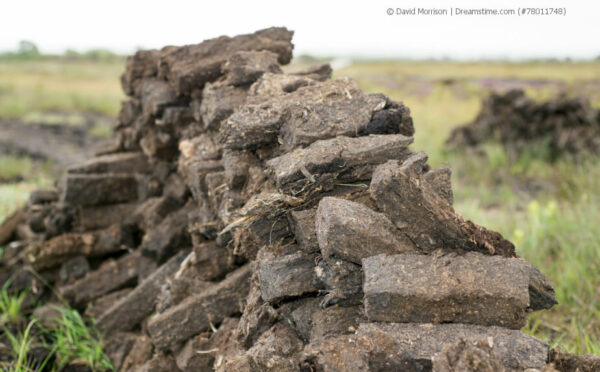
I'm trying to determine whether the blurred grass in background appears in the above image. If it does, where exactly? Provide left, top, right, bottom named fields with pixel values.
left=0, top=156, right=54, bottom=222
left=0, top=59, right=124, bottom=119
left=0, top=57, right=599, bottom=354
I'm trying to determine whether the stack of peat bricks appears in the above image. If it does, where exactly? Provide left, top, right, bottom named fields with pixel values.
left=1, top=27, right=599, bottom=372
left=447, top=89, right=600, bottom=159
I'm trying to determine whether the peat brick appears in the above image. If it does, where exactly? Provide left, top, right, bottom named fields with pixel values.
left=95, top=250, right=189, bottom=334
left=257, top=250, right=321, bottom=303
left=302, top=323, right=548, bottom=372
left=60, top=173, right=139, bottom=207
left=59, top=250, right=142, bottom=308
left=222, top=50, right=282, bottom=86
left=25, top=224, right=134, bottom=270
left=147, top=265, right=251, bottom=350
left=316, top=197, right=416, bottom=264
left=369, top=154, right=516, bottom=257
left=288, top=208, right=320, bottom=254
left=362, top=252, right=554, bottom=328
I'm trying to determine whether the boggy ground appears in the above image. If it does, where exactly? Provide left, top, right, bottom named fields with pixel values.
left=0, top=112, right=112, bottom=169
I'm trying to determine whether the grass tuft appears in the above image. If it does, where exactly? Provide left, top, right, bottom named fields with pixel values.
left=44, top=307, right=113, bottom=371
left=0, top=287, right=113, bottom=371
left=0, top=282, right=27, bottom=325
left=2, top=319, right=50, bottom=372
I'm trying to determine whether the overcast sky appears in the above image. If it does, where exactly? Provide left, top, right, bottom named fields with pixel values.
left=1, top=0, right=598, bottom=60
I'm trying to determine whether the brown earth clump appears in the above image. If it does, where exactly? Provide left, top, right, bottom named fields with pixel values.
left=1, top=28, right=593, bottom=371
left=447, top=89, right=600, bottom=159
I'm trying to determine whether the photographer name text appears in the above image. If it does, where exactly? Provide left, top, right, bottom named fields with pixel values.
left=386, top=7, right=567, bottom=16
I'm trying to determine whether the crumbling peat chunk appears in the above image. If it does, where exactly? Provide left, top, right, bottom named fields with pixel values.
left=369, top=153, right=515, bottom=257
left=158, top=27, right=293, bottom=95
left=249, top=72, right=316, bottom=97
left=266, top=134, right=413, bottom=197
left=315, top=197, right=416, bottom=264
left=25, top=224, right=134, bottom=271
left=275, top=80, right=388, bottom=151
left=364, top=93, right=415, bottom=137
left=218, top=192, right=297, bottom=260
left=187, top=240, right=236, bottom=281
